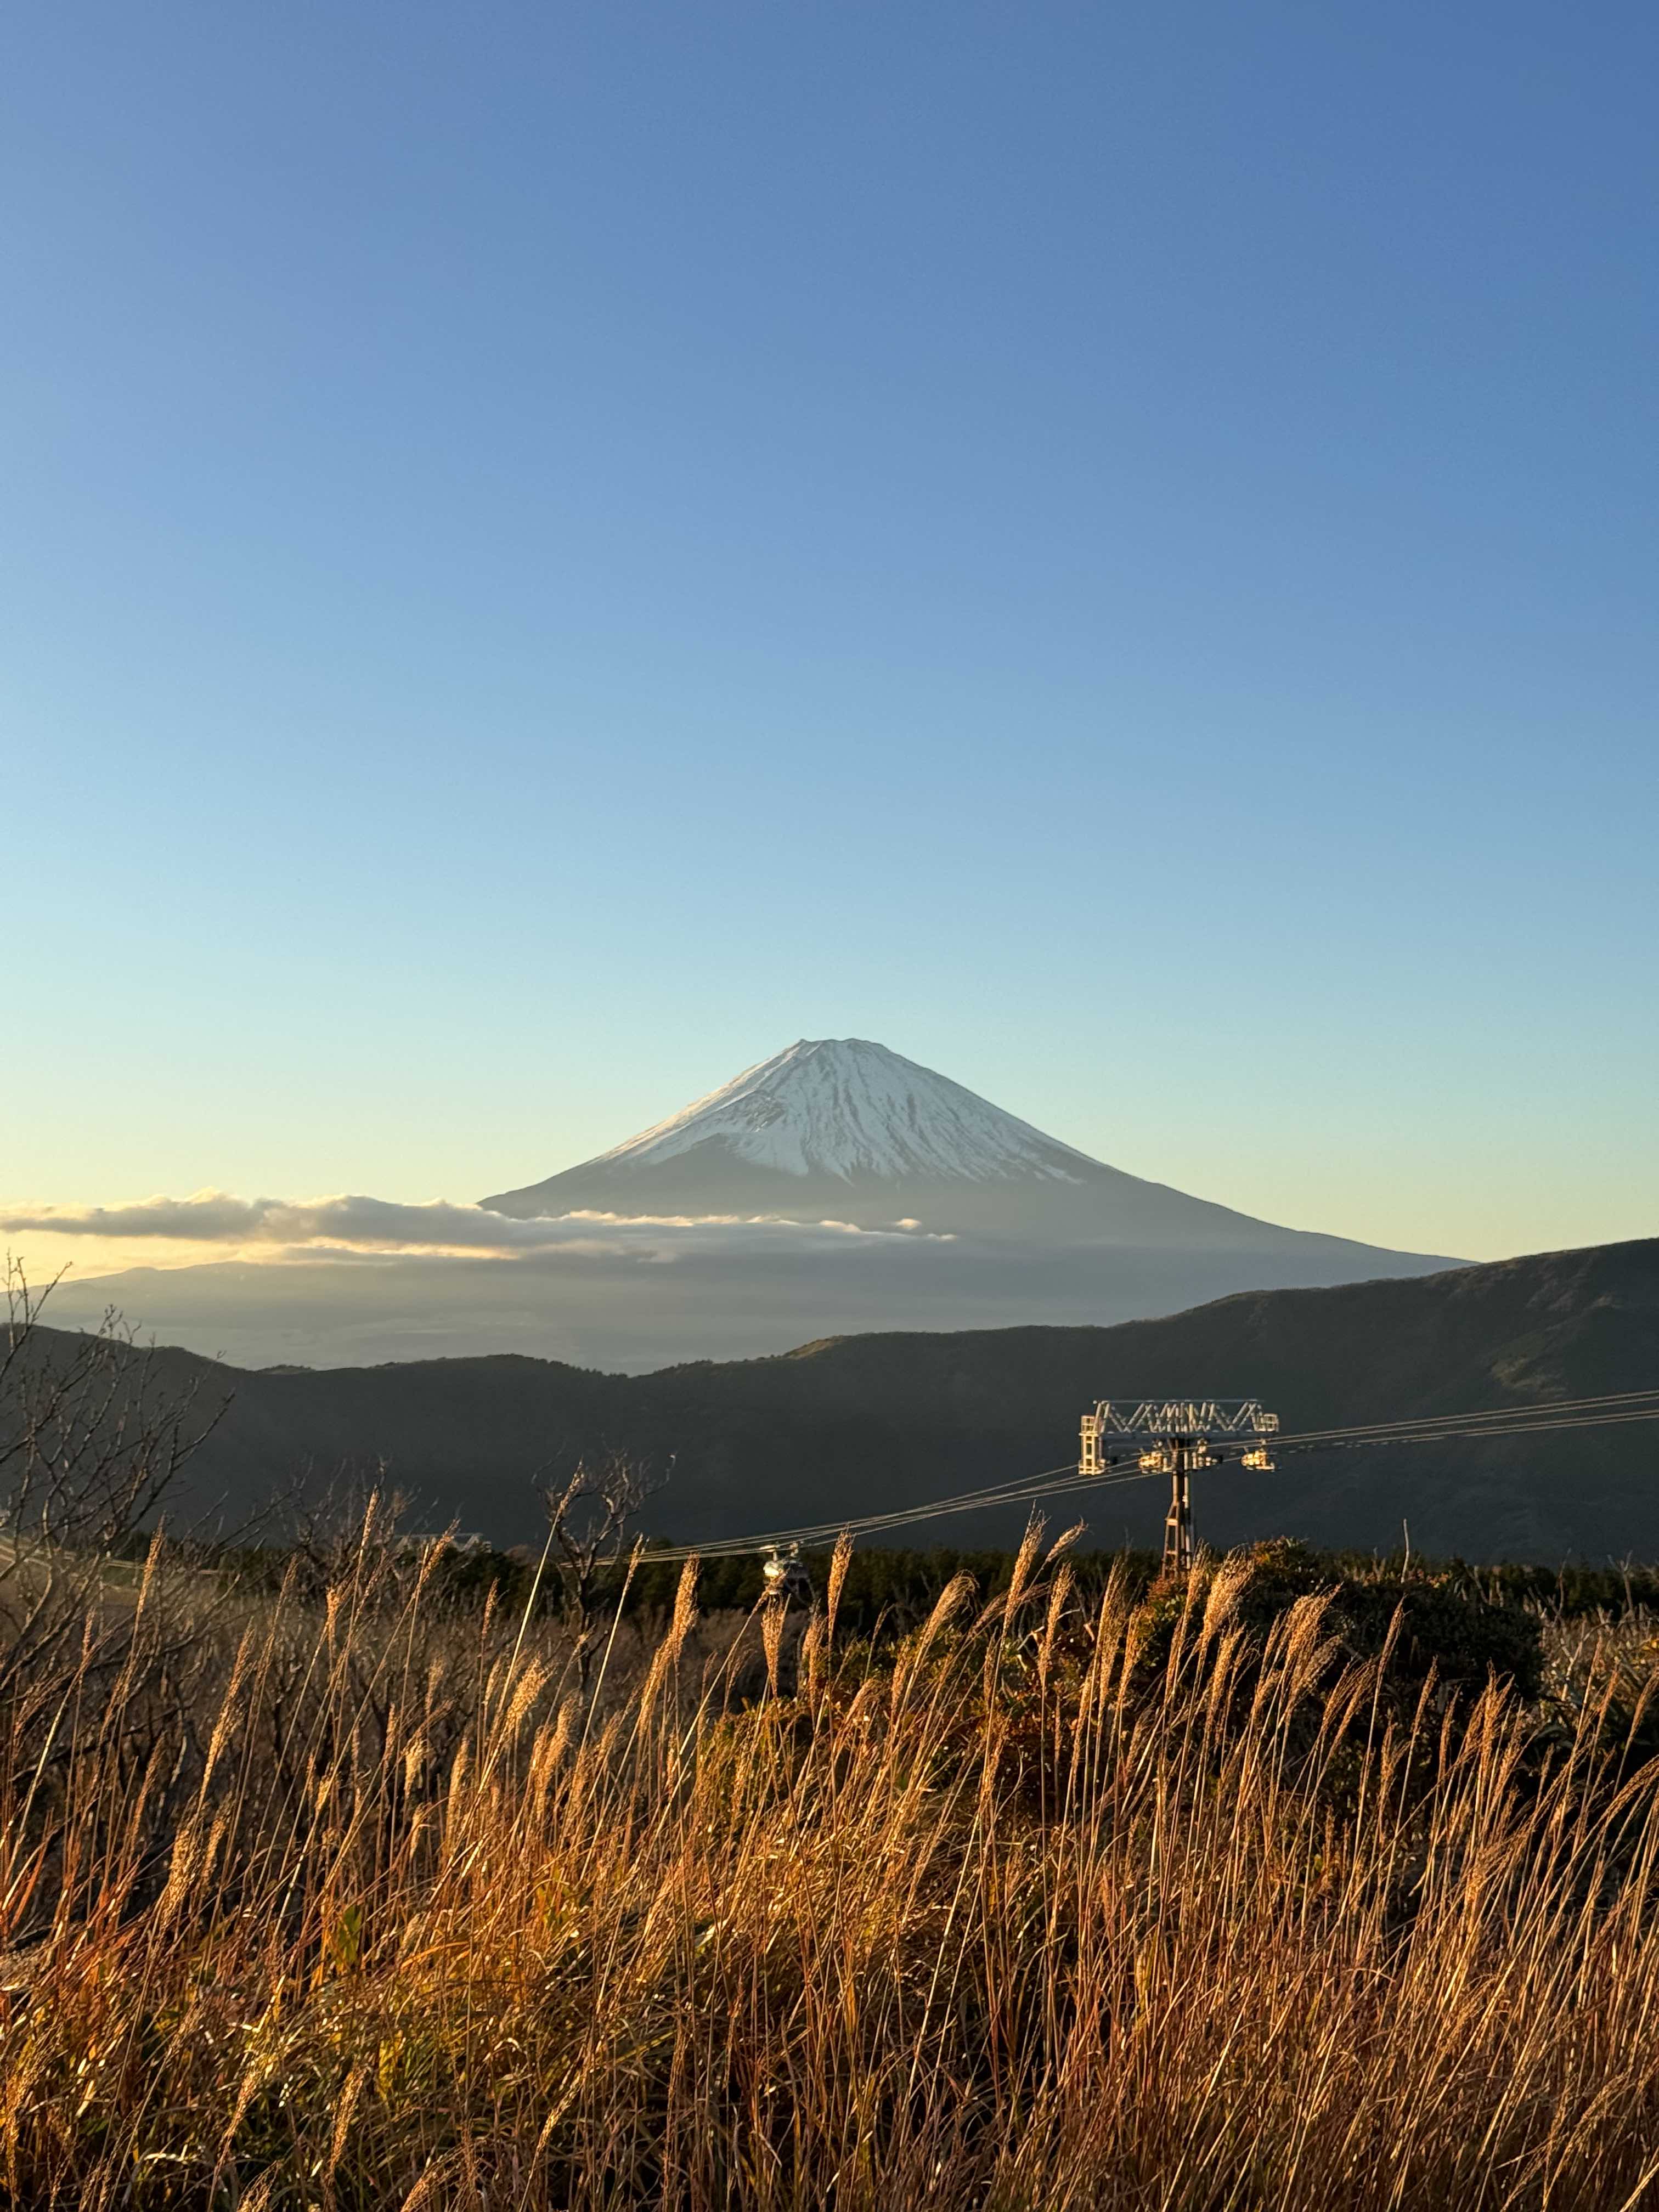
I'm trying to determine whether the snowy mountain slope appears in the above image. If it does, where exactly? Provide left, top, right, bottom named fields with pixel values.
left=479, top=1039, right=1462, bottom=1276
left=589, top=1038, right=1096, bottom=1184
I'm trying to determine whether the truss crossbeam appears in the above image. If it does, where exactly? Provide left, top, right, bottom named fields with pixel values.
left=1085, top=1399, right=1279, bottom=1438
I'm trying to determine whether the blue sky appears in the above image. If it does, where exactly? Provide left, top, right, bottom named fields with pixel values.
left=4, top=0, right=1655, bottom=1267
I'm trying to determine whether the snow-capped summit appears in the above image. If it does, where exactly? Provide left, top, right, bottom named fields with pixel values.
left=478, top=1037, right=1460, bottom=1277
left=589, top=1038, right=1095, bottom=1186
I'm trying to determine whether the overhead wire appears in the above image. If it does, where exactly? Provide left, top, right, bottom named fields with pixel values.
left=636, top=1389, right=1659, bottom=1565
left=1269, top=1385, right=1659, bottom=1451
left=646, top=1462, right=1085, bottom=1561
left=1282, top=1407, right=1659, bottom=1454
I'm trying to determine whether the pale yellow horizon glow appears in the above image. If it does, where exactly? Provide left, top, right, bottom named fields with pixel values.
left=4, top=1232, right=487, bottom=1284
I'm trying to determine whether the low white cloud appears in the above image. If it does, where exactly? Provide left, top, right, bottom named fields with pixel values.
left=0, top=1191, right=952, bottom=1263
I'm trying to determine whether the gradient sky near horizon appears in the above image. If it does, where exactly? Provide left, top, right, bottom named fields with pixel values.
left=4, top=0, right=1656, bottom=1278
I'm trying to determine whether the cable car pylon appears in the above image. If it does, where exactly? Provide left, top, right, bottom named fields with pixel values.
left=1079, top=1399, right=1280, bottom=1572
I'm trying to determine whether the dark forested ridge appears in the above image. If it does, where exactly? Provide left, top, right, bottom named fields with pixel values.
left=14, top=1237, right=1659, bottom=1561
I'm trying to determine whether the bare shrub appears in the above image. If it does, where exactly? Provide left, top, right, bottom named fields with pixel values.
left=539, top=1452, right=662, bottom=1692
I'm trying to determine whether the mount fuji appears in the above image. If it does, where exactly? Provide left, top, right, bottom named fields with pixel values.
left=481, top=1037, right=1458, bottom=1271
left=38, top=1040, right=1460, bottom=1374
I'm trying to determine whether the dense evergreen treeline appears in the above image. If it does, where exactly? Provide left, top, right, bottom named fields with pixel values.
left=201, top=1536, right=1659, bottom=1711
left=481, top=1542, right=1659, bottom=1632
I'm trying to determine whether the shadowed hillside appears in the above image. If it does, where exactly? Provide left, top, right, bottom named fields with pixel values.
left=12, top=1238, right=1659, bottom=1560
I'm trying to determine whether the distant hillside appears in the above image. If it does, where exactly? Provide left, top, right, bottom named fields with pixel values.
left=13, top=1238, right=1657, bottom=1562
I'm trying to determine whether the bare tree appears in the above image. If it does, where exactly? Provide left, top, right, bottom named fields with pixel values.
left=539, top=1453, right=664, bottom=1693
left=0, top=1260, right=227, bottom=1697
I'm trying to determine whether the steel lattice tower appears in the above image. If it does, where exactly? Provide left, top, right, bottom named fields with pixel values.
left=1079, top=1400, right=1280, bottom=1572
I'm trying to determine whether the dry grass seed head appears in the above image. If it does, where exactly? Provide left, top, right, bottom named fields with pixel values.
left=825, top=1531, right=854, bottom=1644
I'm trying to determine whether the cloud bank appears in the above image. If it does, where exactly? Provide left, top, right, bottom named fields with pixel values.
left=0, top=1192, right=950, bottom=1263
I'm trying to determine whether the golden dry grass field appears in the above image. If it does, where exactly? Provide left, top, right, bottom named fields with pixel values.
left=7, top=1510, right=1659, bottom=2210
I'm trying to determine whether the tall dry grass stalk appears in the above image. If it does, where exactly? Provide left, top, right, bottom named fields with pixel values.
left=4, top=1534, right=1659, bottom=2209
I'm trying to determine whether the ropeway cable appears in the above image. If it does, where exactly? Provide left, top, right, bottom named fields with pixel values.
left=642, top=1406, right=1659, bottom=1562
left=1280, top=1406, right=1659, bottom=1455
left=1269, top=1386, right=1659, bottom=1451
left=644, top=1462, right=1085, bottom=1562
left=635, top=1393, right=1659, bottom=1564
